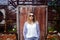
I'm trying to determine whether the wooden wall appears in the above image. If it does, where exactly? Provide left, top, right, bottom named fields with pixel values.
left=19, top=6, right=47, bottom=40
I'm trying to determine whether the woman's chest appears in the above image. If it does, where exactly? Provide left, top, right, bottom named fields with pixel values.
left=26, top=23, right=36, bottom=30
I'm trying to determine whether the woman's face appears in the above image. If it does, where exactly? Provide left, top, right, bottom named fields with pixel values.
left=29, top=13, right=34, bottom=20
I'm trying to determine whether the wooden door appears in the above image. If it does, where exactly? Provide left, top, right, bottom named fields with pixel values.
left=19, top=6, right=47, bottom=40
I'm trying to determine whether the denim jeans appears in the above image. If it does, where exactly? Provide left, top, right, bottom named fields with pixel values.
left=25, top=37, right=39, bottom=40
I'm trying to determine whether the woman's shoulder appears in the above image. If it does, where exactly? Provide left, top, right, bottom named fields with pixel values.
left=35, top=21, right=39, bottom=24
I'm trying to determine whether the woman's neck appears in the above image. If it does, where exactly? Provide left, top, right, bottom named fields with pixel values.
left=27, top=20, right=34, bottom=24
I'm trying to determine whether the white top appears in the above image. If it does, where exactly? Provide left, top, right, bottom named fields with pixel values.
left=26, top=22, right=38, bottom=38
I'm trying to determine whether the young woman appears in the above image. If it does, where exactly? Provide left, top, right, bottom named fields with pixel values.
left=23, top=13, right=40, bottom=40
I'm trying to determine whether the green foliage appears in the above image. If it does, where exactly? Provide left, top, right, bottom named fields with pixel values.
left=8, top=27, right=17, bottom=32
left=48, top=0, right=57, bottom=6
left=49, top=36, right=58, bottom=40
left=48, top=26, right=55, bottom=32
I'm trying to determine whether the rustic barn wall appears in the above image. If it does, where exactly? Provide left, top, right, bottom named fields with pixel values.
left=20, top=7, right=27, bottom=40
left=34, top=7, right=46, bottom=40
left=19, top=6, right=47, bottom=40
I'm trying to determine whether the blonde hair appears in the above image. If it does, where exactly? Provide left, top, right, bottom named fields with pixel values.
left=27, top=13, right=36, bottom=24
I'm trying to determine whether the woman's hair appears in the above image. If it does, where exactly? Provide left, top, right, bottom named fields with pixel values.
left=27, top=12, right=36, bottom=24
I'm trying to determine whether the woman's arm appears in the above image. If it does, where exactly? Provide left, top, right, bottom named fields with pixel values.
left=36, top=22, right=40, bottom=38
left=23, top=22, right=27, bottom=38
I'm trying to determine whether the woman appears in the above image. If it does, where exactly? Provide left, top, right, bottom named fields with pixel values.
left=23, top=13, right=40, bottom=40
